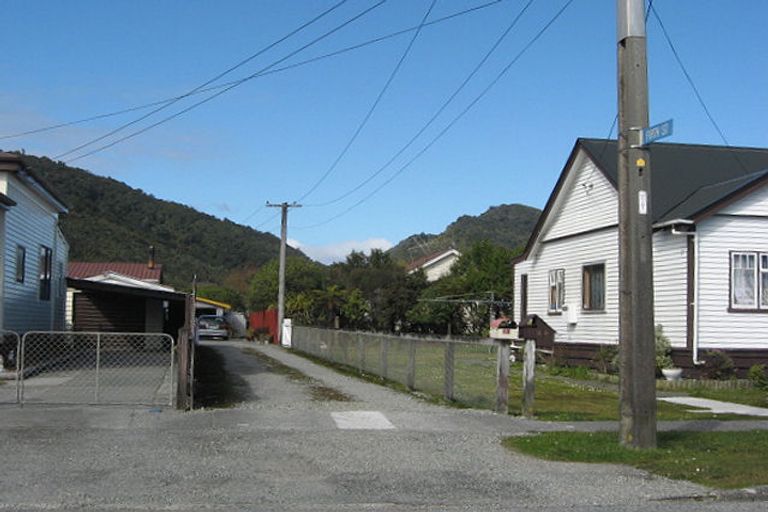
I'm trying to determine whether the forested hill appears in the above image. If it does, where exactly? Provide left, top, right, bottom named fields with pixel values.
left=14, top=153, right=302, bottom=290
left=388, top=203, right=541, bottom=262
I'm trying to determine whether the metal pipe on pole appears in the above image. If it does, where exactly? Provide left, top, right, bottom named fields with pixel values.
left=617, top=0, right=657, bottom=448
left=267, top=201, right=301, bottom=345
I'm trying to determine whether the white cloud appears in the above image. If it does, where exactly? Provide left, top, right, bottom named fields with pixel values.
left=290, top=238, right=394, bottom=264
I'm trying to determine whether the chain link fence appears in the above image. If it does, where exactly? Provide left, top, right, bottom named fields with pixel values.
left=8, top=331, right=175, bottom=406
left=292, top=326, right=507, bottom=412
left=0, top=331, right=21, bottom=404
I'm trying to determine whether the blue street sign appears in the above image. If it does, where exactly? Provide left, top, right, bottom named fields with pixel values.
left=642, top=119, right=673, bottom=146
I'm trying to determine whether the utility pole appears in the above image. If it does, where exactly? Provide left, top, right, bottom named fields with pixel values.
left=266, top=201, right=302, bottom=346
left=617, top=0, right=656, bottom=448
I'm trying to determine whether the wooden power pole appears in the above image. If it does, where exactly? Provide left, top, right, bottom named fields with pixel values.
left=617, top=0, right=657, bottom=448
left=267, top=201, right=301, bottom=346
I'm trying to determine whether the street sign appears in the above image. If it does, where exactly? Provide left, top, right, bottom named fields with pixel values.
left=641, top=119, right=673, bottom=146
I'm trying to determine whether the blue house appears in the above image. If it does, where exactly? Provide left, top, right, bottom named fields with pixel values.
left=0, top=152, right=68, bottom=333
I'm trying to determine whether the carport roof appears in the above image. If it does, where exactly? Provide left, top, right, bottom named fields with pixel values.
left=68, top=277, right=187, bottom=302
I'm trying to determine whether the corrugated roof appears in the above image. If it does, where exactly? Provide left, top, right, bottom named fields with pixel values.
left=579, top=139, right=768, bottom=223
left=405, top=249, right=460, bottom=272
left=69, top=262, right=163, bottom=282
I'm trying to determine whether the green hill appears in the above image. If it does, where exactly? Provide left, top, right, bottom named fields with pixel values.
left=12, top=152, right=302, bottom=290
left=389, top=203, right=541, bottom=262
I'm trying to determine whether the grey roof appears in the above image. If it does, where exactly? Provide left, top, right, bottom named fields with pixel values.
left=579, top=138, right=768, bottom=223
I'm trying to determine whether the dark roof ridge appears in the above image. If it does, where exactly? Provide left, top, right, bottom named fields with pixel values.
left=577, top=137, right=768, bottom=153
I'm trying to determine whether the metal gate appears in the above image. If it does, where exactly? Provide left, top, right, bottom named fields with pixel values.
left=7, top=331, right=175, bottom=406
left=0, top=331, right=21, bottom=404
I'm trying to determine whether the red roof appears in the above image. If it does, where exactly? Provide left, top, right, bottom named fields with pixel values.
left=68, top=262, right=163, bottom=282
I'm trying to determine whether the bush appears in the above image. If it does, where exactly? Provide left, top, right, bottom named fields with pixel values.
left=595, top=345, right=618, bottom=374
left=655, top=325, right=674, bottom=373
left=747, top=364, right=768, bottom=390
left=702, top=350, right=736, bottom=380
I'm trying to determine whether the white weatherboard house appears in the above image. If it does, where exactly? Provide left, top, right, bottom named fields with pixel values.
left=406, top=249, right=461, bottom=283
left=0, top=153, right=69, bottom=333
left=513, top=139, right=768, bottom=373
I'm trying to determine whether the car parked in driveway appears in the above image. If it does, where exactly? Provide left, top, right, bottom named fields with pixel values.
left=197, top=315, right=229, bottom=340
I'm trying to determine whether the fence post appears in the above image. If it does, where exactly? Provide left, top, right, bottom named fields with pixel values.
left=17, top=333, right=24, bottom=406
left=444, top=342, right=454, bottom=401
left=176, top=328, right=189, bottom=410
left=380, top=336, right=388, bottom=379
left=495, top=339, right=510, bottom=414
left=406, top=339, right=416, bottom=390
left=522, top=339, right=536, bottom=418
left=338, top=330, right=347, bottom=365
left=357, top=333, right=364, bottom=371
left=93, top=333, right=101, bottom=404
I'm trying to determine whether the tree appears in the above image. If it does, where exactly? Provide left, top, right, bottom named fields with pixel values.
left=196, top=284, right=245, bottom=310
left=248, top=256, right=325, bottom=310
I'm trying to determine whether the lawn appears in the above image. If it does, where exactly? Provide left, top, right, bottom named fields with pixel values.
left=292, top=336, right=767, bottom=421
left=504, top=430, right=768, bottom=489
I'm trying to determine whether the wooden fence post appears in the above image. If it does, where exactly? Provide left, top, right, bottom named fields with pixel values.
left=522, top=339, right=536, bottom=418
left=176, top=327, right=189, bottom=410
left=406, top=339, right=416, bottom=390
left=495, top=339, right=510, bottom=414
left=444, top=342, right=455, bottom=401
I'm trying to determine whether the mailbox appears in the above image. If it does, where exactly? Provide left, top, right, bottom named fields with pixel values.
left=518, top=314, right=556, bottom=350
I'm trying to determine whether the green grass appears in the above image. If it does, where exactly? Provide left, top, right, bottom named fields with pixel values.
left=504, top=430, right=768, bottom=489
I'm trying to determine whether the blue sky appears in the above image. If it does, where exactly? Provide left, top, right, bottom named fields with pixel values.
left=1, top=1, right=766, bottom=263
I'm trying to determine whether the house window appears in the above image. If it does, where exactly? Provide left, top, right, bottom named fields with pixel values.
left=16, top=246, right=26, bottom=283
left=582, top=263, right=605, bottom=311
left=39, top=246, right=53, bottom=301
left=729, top=251, right=768, bottom=309
left=548, top=269, right=565, bottom=312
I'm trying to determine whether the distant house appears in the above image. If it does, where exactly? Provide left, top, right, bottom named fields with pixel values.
left=0, top=152, right=69, bottom=333
left=406, top=249, right=461, bottom=282
left=67, top=259, right=186, bottom=335
left=513, top=138, right=768, bottom=373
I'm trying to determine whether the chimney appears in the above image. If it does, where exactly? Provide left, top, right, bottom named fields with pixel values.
left=148, top=245, right=156, bottom=269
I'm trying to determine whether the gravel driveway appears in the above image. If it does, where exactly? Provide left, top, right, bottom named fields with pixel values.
left=0, top=340, right=765, bottom=511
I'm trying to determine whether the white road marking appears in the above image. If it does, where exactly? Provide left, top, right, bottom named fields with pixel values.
left=331, top=411, right=395, bottom=430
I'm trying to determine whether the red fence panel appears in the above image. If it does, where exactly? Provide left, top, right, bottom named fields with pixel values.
left=249, top=309, right=278, bottom=344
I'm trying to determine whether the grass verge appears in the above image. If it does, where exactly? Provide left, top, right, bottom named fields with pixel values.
left=504, top=430, right=768, bottom=489
left=242, top=347, right=352, bottom=402
left=194, top=345, right=250, bottom=408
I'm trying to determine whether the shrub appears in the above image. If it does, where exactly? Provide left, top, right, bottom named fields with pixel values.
left=702, top=350, right=736, bottom=380
left=747, top=364, right=768, bottom=390
left=595, top=345, right=618, bottom=374
left=655, top=325, right=674, bottom=373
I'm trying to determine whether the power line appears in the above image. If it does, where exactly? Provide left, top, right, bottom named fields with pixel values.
left=296, top=0, right=439, bottom=203
left=304, top=0, right=536, bottom=208
left=52, top=0, right=350, bottom=160
left=0, top=0, right=503, bottom=143
left=649, top=2, right=750, bottom=175
left=296, top=0, right=575, bottom=229
left=60, top=0, right=388, bottom=164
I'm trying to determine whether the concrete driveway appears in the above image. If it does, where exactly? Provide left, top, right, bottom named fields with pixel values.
left=0, top=340, right=765, bottom=511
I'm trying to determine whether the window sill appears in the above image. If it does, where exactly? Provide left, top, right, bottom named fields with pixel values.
left=727, top=307, right=768, bottom=314
left=547, top=311, right=562, bottom=316
left=581, top=309, right=606, bottom=314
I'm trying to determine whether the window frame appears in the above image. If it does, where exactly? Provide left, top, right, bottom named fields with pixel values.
left=547, top=268, right=565, bottom=313
left=15, top=245, right=26, bottom=283
left=582, top=262, right=606, bottom=312
left=729, top=250, right=768, bottom=312
left=38, top=245, right=53, bottom=301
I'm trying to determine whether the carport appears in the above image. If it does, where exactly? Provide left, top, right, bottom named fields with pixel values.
left=67, top=277, right=187, bottom=336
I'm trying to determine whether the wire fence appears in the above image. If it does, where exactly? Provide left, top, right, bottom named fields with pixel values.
left=292, top=326, right=508, bottom=412
left=2, top=331, right=175, bottom=406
